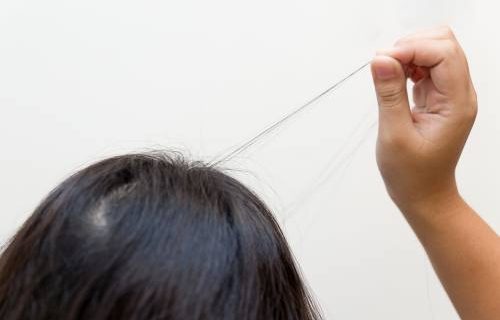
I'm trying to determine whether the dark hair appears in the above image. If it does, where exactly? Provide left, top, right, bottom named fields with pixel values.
left=0, top=152, right=321, bottom=320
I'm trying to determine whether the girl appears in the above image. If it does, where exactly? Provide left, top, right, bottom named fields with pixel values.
left=1, top=26, right=498, bottom=319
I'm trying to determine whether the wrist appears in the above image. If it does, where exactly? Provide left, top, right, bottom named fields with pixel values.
left=400, top=184, right=461, bottom=215
left=396, top=186, right=469, bottom=232
left=385, top=173, right=460, bottom=214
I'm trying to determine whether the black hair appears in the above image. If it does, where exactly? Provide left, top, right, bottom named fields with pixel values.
left=0, top=152, right=321, bottom=320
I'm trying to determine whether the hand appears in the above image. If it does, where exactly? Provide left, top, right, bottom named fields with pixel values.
left=370, top=26, right=477, bottom=212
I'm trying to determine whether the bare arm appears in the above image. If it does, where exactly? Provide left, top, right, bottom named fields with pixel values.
left=405, top=191, right=500, bottom=319
left=371, top=26, right=500, bottom=319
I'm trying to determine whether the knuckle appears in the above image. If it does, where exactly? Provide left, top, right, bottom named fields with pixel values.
left=394, top=37, right=409, bottom=47
left=377, top=86, right=405, bottom=108
left=440, top=25, right=455, bottom=38
left=467, top=98, right=478, bottom=120
left=465, top=87, right=478, bottom=119
left=470, top=106, right=478, bottom=120
left=471, top=87, right=478, bottom=104
left=443, top=40, right=460, bottom=56
left=456, top=91, right=478, bottom=124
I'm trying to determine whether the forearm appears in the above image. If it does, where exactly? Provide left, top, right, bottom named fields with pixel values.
left=371, top=26, right=497, bottom=319
left=400, top=192, right=500, bottom=320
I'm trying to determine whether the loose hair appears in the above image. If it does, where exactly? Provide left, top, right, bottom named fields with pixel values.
left=0, top=152, right=321, bottom=320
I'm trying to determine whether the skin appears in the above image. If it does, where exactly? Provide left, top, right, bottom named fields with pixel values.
left=370, top=26, right=500, bottom=320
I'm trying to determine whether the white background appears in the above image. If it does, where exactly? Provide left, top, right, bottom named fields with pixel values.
left=0, top=1, right=498, bottom=319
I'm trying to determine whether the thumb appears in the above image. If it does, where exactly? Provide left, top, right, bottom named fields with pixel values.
left=371, top=55, right=413, bottom=135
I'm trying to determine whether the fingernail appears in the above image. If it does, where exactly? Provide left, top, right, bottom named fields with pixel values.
left=374, top=57, right=397, bottom=80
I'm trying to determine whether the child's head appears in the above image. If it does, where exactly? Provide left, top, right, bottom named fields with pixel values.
left=0, top=152, right=320, bottom=320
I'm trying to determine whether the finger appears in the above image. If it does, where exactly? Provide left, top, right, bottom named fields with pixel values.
left=386, top=40, right=452, bottom=67
left=382, top=40, right=468, bottom=94
left=371, top=55, right=414, bottom=138
left=376, top=50, right=430, bottom=82
left=395, top=25, right=456, bottom=45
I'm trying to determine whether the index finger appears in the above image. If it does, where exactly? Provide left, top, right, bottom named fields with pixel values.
left=381, top=39, right=469, bottom=94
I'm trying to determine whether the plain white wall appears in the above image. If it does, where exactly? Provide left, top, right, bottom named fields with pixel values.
left=0, top=1, right=498, bottom=319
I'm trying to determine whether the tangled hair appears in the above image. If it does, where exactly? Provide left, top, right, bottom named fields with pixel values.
left=0, top=152, right=321, bottom=320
